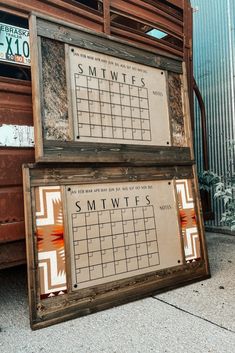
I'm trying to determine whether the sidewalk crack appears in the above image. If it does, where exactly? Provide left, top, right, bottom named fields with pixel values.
left=152, top=296, right=235, bottom=334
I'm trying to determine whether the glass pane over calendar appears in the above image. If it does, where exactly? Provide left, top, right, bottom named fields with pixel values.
left=65, top=180, right=183, bottom=290
left=68, top=46, right=171, bottom=146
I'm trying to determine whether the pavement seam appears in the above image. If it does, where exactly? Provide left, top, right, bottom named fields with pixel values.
left=152, top=296, right=235, bottom=334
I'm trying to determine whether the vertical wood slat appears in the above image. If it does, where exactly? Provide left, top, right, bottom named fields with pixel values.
left=29, top=15, right=44, bottom=160
left=22, top=166, right=38, bottom=326
left=103, top=0, right=111, bottom=34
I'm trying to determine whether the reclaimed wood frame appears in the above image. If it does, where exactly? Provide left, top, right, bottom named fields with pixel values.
left=29, top=13, right=193, bottom=164
left=23, top=164, right=210, bottom=329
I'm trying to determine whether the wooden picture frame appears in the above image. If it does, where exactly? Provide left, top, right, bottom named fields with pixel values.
left=29, top=13, right=192, bottom=164
left=23, top=164, right=210, bottom=329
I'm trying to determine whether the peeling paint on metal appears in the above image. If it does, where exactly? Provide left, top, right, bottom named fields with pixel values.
left=0, top=124, right=34, bottom=147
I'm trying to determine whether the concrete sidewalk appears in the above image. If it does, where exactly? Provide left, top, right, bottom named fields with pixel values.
left=0, top=232, right=234, bottom=353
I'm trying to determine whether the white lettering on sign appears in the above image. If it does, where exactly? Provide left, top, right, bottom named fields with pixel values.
left=68, top=47, right=171, bottom=146
left=0, top=23, right=30, bottom=66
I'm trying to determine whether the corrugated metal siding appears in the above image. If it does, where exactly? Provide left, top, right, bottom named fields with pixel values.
left=191, top=0, right=235, bottom=226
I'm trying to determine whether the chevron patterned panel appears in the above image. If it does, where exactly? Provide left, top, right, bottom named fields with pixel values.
left=35, top=186, right=67, bottom=299
left=176, top=179, right=201, bottom=262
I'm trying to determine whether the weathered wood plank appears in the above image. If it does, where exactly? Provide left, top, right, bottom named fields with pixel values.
left=29, top=15, right=44, bottom=160
left=28, top=164, right=193, bottom=186
left=32, top=262, right=209, bottom=329
left=191, top=165, right=211, bottom=276
left=36, top=16, right=182, bottom=73
left=41, top=142, right=192, bottom=164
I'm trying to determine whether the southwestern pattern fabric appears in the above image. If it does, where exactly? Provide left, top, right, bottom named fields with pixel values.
left=176, top=179, right=201, bottom=262
left=35, top=186, right=67, bottom=299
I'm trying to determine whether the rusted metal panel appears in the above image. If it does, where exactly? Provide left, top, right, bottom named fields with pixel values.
left=109, top=0, right=185, bottom=59
left=110, top=0, right=183, bottom=38
left=166, top=0, right=184, bottom=9
left=0, top=108, right=32, bottom=126
left=0, top=77, right=33, bottom=126
left=111, top=26, right=183, bottom=58
left=0, top=0, right=104, bottom=32
left=148, top=0, right=183, bottom=17
left=0, top=149, right=34, bottom=186
left=0, top=76, right=34, bottom=268
left=145, top=0, right=183, bottom=16
left=0, top=240, right=26, bottom=269
left=0, top=186, right=24, bottom=223
left=0, top=78, right=34, bottom=236
left=0, top=222, right=25, bottom=243
left=0, top=77, right=31, bottom=94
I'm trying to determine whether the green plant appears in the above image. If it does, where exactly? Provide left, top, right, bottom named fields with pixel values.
left=198, top=141, right=235, bottom=231
left=214, top=176, right=235, bottom=231
left=198, top=170, right=220, bottom=192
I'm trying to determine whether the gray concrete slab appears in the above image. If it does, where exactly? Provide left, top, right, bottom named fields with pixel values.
left=155, top=232, right=235, bottom=332
left=0, top=232, right=234, bottom=353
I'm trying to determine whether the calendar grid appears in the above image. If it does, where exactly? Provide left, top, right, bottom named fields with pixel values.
left=71, top=206, right=160, bottom=287
left=75, top=73, right=151, bottom=141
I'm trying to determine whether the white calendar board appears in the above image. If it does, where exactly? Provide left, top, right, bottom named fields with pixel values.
left=68, top=46, right=171, bottom=146
left=66, top=180, right=182, bottom=290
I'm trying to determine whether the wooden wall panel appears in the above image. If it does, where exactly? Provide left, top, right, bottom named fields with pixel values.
left=0, top=241, right=26, bottom=269
left=0, top=186, right=24, bottom=223
left=0, top=78, right=32, bottom=125
left=110, top=0, right=183, bottom=38
left=0, top=222, right=25, bottom=244
left=0, top=78, right=34, bottom=267
left=0, top=149, right=34, bottom=186
left=0, top=0, right=103, bottom=32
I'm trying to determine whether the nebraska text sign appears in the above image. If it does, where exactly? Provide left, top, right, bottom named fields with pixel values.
left=0, top=23, right=30, bottom=66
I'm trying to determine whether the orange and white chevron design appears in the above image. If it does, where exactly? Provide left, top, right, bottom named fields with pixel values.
left=36, top=186, right=61, bottom=226
left=35, top=186, right=67, bottom=299
left=176, top=179, right=201, bottom=262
